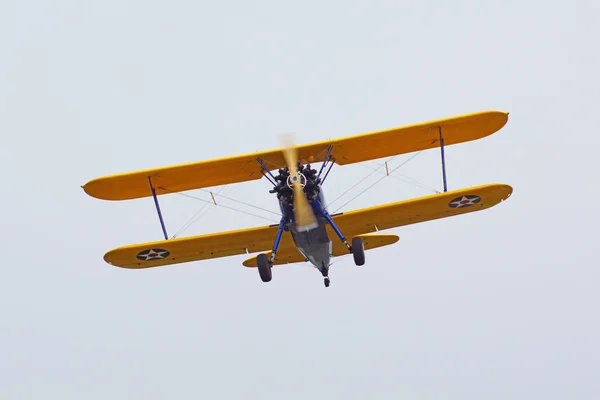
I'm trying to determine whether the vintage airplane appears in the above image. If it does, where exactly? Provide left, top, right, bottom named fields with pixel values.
left=82, top=110, right=513, bottom=287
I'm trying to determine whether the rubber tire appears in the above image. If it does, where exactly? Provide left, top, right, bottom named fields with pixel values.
left=257, top=253, right=272, bottom=282
left=352, top=237, right=365, bottom=266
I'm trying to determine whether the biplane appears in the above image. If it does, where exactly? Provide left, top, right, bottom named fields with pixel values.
left=82, top=110, right=512, bottom=287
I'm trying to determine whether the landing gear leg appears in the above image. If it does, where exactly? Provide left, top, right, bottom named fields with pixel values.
left=258, top=217, right=286, bottom=283
left=320, top=208, right=365, bottom=267
left=320, top=208, right=352, bottom=250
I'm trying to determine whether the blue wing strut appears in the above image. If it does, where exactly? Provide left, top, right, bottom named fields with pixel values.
left=438, top=127, right=448, bottom=192
left=148, top=177, right=169, bottom=240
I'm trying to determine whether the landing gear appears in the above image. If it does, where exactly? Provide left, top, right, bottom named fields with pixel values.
left=257, top=217, right=286, bottom=283
left=320, top=264, right=330, bottom=288
left=320, top=206, right=366, bottom=267
left=257, top=253, right=272, bottom=282
left=352, top=237, right=365, bottom=266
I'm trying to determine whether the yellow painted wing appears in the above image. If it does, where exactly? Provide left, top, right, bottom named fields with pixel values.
left=104, top=225, right=295, bottom=269
left=82, top=111, right=508, bottom=200
left=332, top=183, right=512, bottom=237
left=103, top=184, right=511, bottom=269
left=241, top=234, right=400, bottom=267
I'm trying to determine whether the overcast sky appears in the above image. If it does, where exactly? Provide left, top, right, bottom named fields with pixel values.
left=1, top=0, right=599, bottom=398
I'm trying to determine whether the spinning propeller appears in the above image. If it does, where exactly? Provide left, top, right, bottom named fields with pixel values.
left=280, top=133, right=318, bottom=232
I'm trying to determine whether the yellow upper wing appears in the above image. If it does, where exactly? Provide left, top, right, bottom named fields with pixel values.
left=82, top=111, right=508, bottom=200
left=103, top=183, right=511, bottom=269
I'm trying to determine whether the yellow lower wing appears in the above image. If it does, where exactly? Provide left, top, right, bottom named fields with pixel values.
left=104, top=225, right=293, bottom=269
left=102, top=183, right=511, bottom=270
left=333, top=183, right=512, bottom=237
left=241, top=234, right=400, bottom=267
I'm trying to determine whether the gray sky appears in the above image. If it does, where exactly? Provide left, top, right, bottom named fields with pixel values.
left=1, top=0, right=598, bottom=398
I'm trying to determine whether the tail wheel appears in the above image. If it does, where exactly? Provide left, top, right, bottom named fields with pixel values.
left=351, top=237, right=365, bottom=266
left=257, top=253, right=272, bottom=282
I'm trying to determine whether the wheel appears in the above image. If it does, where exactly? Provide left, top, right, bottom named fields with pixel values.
left=257, top=253, right=272, bottom=282
left=351, top=237, right=365, bottom=266
left=324, top=277, right=330, bottom=287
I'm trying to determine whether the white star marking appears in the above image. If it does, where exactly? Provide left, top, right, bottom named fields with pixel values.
left=141, top=249, right=169, bottom=260
left=449, top=196, right=480, bottom=208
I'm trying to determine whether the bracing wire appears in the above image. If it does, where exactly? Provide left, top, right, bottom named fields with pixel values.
left=354, top=161, right=440, bottom=194
left=198, top=189, right=280, bottom=216
left=170, top=186, right=228, bottom=238
left=332, top=151, right=424, bottom=214
left=177, top=185, right=280, bottom=237
left=182, top=185, right=245, bottom=234
left=324, top=155, right=397, bottom=210
left=174, top=191, right=279, bottom=224
left=162, top=186, right=280, bottom=239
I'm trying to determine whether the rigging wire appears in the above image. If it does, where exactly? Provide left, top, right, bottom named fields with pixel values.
left=170, top=185, right=228, bottom=238
left=163, top=186, right=280, bottom=239
left=354, top=161, right=440, bottom=194
left=174, top=191, right=279, bottom=224
left=332, top=151, right=424, bottom=214
left=172, top=146, right=335, bottom=235
left=198, top=189, right=281, bottom=216
left=165, top=146, right=429, bottom=237
left=324, top=155, right=397, bottom=210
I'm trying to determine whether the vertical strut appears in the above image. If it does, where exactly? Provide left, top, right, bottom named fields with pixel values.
left=320, top=157, right=335, bottom=185
left=270, top=217, right=287, bottom=263
left=148, top=177, right=169, bottom=240
left=317, top=146, right=334, bottom=179
left=256, top=158, right=277, bottom=182
left=438, top=127, right=448, bottom=192
left=261, top=170, right=277, bottom=186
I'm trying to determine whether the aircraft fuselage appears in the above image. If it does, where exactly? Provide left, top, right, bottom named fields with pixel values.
left=278, top=188, right=332, bottom=273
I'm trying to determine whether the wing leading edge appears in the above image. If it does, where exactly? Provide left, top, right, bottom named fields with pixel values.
left=82, top=111, right=508, bottom=201
left=103, top=183, right=511, bottom=269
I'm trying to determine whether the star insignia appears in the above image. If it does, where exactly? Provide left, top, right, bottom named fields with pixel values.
left=448, top=195, right=481, bottom=208
left=136, top=248, right=170, bottom=261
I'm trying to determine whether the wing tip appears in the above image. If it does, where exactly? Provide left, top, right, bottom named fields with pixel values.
left=482, top=109, right=510, bottom=132
left=80, top=178, right=140, bottom=201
